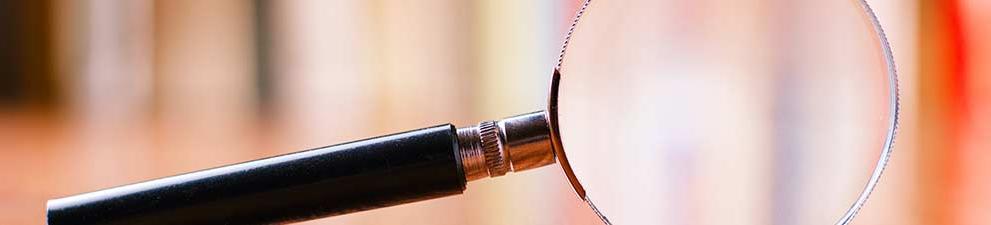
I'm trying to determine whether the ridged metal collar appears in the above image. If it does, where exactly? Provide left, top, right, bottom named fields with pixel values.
left=457, top=111, right=556, bottom=182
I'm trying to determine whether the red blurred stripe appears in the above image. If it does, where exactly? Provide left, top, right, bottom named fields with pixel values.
left=941, top=1, right=970, bottom=225
left=920, top=0, right=969, bottom=224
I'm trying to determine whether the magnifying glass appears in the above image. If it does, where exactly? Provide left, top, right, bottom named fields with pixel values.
left=554, top=0, right=898, bottom=224
left=46, top=0, right=898, bottom=224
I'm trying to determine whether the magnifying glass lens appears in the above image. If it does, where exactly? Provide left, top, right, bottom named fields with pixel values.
left=556, top=0, right=896, bottom=224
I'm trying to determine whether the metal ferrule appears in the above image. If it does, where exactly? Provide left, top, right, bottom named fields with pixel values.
left=456, top=111, right=557, bottom=182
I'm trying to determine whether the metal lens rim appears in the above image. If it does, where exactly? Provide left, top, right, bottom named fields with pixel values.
left=545, top=1, right=900, bottom=224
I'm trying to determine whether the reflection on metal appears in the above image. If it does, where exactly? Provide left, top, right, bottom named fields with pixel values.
left=550, top=0, right=609, bottom=223
left=836, top=0, right=900, bottom=224
left=585, top=195, right=613, bottom=225
left=458, top=111, right=557, bottom=182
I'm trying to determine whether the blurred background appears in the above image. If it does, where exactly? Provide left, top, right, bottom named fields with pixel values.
left=0, top=0, right=987, bottom=225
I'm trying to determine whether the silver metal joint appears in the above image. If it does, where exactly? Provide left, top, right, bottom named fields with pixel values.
left=457, top=111, right=557, bottom=182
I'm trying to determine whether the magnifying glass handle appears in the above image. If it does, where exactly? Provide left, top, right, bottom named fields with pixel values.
left=46, top=111, right=555, bottom=225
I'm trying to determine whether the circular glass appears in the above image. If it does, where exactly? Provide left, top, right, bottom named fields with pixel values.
left=550, top=0, right=898, bottom=224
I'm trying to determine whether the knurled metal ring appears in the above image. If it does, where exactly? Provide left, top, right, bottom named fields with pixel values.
left=478, top=121, right=507, bottom=177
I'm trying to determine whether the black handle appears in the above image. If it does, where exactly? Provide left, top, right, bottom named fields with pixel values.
left=47, top=124, right=466, bottom=225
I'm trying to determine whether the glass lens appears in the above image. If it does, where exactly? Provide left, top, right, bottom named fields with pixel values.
left=555, top=0, right=896, bottom=224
